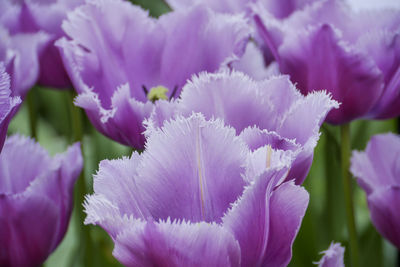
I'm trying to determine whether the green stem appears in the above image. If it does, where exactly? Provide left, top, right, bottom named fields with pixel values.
left=27, top=88, right=37, bottom=140
left=341, top=124, right=359, bottom=267
left=68, top=91, right=94, bottom=266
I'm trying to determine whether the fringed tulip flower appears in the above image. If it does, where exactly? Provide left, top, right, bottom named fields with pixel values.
left=317, top=243, right=345, bottom=267
left=165, top=0, right=315, bottom=19
left=0, top=25, right=49, bottom=98
left=253, top=0, right=400, bottom=123
left=147, top=71, right=339, bottom=184
left=0, top=63, right=20, bottom=151
left=84, top=113, right=309, bottom=267
left=351, top=133, right=400, bottom=249
left=57, top=0, right=251, bottom=149
left=0, top=135, right=83, bottom=267
left=0, top=0, right=83, bottom=88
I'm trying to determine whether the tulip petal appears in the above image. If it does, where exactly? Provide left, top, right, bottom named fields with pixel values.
left=222, top=168, right=291, bottom=266
left=0, top=63, right=20, bottom=151
left=368, top=186, right=400, bottom=249
left=0, top=194, right=59, bottom=267
left=136, top=113, right=248, bottom=223
left=113, top=219, right=241, bottom=267
left=351, top=133, right=400, bottom=193
left=261, top=181, right=309, bottom=266
left=317, top=242, right=345, bottom=267
left=278, top=23, right=382, bottom=124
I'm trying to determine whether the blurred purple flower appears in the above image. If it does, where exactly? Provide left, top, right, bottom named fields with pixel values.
left=84, top=113, right=309, bottom=267
left=0, top=0, right=83, bottom=88
left=0, top=25, right=50, bottom=98
left=57, top=0, right=251, bottom=150
left=254, top=0, right=400, bottom=123
left=0, top=63, right=21, bottom=152
left=351, top=133, right=400, bottom=249
left=147, top=71, right=338, bottom=184
left=316, top=242, right=345, bottom=267
left=0, top=135, right=83, bottom=267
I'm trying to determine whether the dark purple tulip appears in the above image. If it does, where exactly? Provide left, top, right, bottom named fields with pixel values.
left=84, top=113, right=309, bottom=267
left=0, top=0, right=83, bottom=88
left=0, top=25, right=50, bottom=98
left=317, top=242, right=345, bottom=267
left=147, top=71, right=338, bottom=184
left=0, top=135, right=83, bottom=267
left=0, top=63, right=21, bottom=152
left=253, top=0, right=400, bottom=124
left=351, top=133, right=400, bottom=249
left=57, top=0, right=251, bottom=150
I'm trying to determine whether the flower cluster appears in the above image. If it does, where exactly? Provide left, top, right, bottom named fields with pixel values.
left=0, top=0, right=399, bottom=266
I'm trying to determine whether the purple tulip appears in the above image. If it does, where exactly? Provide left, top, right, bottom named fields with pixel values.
left=0, top=0, right=83, bottom=88
left=57, top=0, right=251, bottom=150
left=351, top=133, right=400, bottom=249
left=0, top=63, right=21, bottom=152
left=253, top=0, right=400, bottom=123
left=0, top=135, right=83, bottom=267
left=0, top=25, right=50, bottom=98
left=84, top=113, right=309, bottom=266
left=165, top=0, right=315, bottom=19
left=317, top=242, right=345, bottom=267
left=147, top=71, right=339, bottom=184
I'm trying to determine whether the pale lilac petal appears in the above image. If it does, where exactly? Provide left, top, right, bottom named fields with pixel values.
left=74, top=84, right=153, bottom=149
left=368, top=186, right=400, bottom=249
left=0, top=135, right=82, bottom=266
left=0, top=135, right=51, bottom=195
left=351, top=133, right=400, bottom=249
left=231, top=42, right=280, bottom=80
left=0, top=63, right=20, bottom=151
left=351, top=133, right=400, bottom=193
left=136, top=113, right=248, bottom=223
left=113, top=219, right=241, bottom=267
left=261, top=181, right=309, bottom=266
left=0, top=26, right=50, bottom=97
left=222, top=168, right=307, bottom=266
left=317, top=242, right=345, bottom=267
left=84, top=153, right=151, bottom=237
left=361, top=31, right=400, bottom=119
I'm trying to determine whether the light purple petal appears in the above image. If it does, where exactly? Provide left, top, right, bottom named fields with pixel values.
left=136, top=113, right=248, bottom=223
left=0, top=135, right=82, bottom=266
left=0, top=194, right=59, bottom=267
left=368, top=186, right=400, bottom=249
left=261, top=181, right=309, bottom=266
left=0, top=63, right=21, bottom=151
left=361, top=31, right=400, bottom=119
left=113, top=219, right=241, bottom=267
left=317, top=242, right=345, bottom=267
left=351, top=133, right=400, bottom=249
left=74, top=84, right=153, bottom=149
left=0, top=0, right=83, bottom=88
left=222, top=168, right=307, bottom=266
left=230, top=42, right=280, bottom=80
left=351, top=133, right=400, bottom=193
left=0, top=26, right=50, bottom=97
left=84, top=153, right=152, bottom=238
left=0, top=135, right=51, bottom=195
